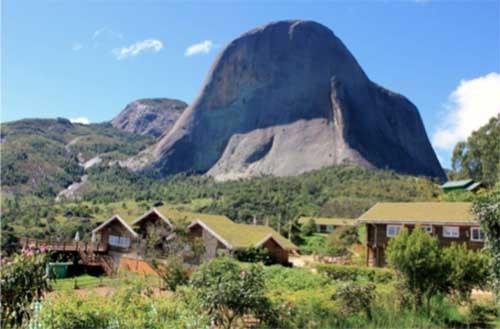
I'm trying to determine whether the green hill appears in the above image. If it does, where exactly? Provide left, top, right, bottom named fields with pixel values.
left=1, top=118, right=154, bottom=198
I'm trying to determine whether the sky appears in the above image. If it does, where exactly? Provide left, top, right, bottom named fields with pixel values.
left=2, top=0, right=500, bottom=168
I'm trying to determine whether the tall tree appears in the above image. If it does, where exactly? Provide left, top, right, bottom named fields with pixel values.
left=450, top=115, right=500, bottom=186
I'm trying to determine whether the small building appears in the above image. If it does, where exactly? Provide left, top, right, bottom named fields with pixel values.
left=358, top=202, right=485, bottom=267
left=91, top=206, right=298, bottom=268
left=298, top=216, right=354, bottom=233
left=91, top=215, right=139, bottom=256
left=441, top=179, right=483, bottom=193
left=188, top=216, right=298, bottom=265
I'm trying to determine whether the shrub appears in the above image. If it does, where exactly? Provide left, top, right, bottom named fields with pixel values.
left=234, top=247, right=273, bottom=265
left=332, top=282, right=376, bottom=320
left=153, top=256, right=190, bottom=292
left=473, top=184, right=500, bottom=297
left=386, top=227, right=448, bottom=307
left=190, top=257, right=277, bottom=329
left=1, top=248, right=50, bottom=328
left=301, top=219, right=317, bottom=236
left=468, top=301, right=499, bottom=326
left=263, top=265, right=330, bottom=292
left=316, top=264, right=394, bottom=283
left=442, top=243, right=490, bottom=301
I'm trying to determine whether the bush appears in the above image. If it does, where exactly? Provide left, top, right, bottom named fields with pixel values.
left=468, top=301, right=499, bottom=326
left=442, top=243, right=490, bottom=301
left=190, top=257, right=277, bottom=329
left=316, top=264, right=394, bottom=283
left=263, top=265, right=330, bottom=292
left=386, top=227, right=447, bottom=307
left=153, top=256, right=190, bottom=292
left=1, top=248, right=50, bottom=328
left=301, top=219, right=317, bottom=236
left=234, top=247, right=273, bottom=265
left=332, top=282, right=376, bottom=320
left=37, top=284, right=210, bottom=329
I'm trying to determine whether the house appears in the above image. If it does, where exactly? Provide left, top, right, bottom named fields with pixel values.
left=188, top=216, right=298, bottom=265
left=358, top=202, right=485, bottom=267
left=441, top=179, right=483, bottom=193
left=91, top=206, right=298, bottom=268
left=298, top=216, right=354, bottom=233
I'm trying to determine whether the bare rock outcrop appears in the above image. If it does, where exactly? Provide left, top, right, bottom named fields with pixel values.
left=112, top=98, right=187, bottom=138
left=127, top=20, right=445, bottom=181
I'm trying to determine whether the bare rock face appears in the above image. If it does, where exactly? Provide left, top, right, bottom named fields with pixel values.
left=127, top=20, right=445, bottom=181
left=112, top=98, right=187, bottom=138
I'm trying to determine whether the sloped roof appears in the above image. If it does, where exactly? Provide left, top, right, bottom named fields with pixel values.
left=466, top=182, right=482, bottom=191
left=190, top=217, right=298, bottom=251
left=358, top=202, right=476, bottom=225
left=298, top=216, right=355, bottom=226
left=92, top=215, right=138, bottom=237
left=441, top=179, right=473, bottom=189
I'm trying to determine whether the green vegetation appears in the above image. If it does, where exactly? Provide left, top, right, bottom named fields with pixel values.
left=386, top=227, right=489, bottom=308
left=474, top=182, right=500, bottom=298
left=450, top=114, right=499, bottom=186
left=1, top=119, right=153, bottom=197
left=190, top=257, right=276, bottom=329
left=2, top=164, right=442, bottom=249
left=1, top=248, right=49, bottom=328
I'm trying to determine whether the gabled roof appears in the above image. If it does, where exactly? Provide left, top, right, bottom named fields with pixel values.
left=92, top=215, right=138, bottom=237
left=441, top=179, right=473, bottom=189
left=298, top=216, right=355, bottom=226
left=131, top=208, right=174, bottom=228
left=358, top=202, right=476, bottom=225
left=189, top=217, right=298, bottom=251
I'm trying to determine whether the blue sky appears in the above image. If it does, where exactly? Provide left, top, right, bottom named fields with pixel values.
left=2, top=0, right=500, bottom=167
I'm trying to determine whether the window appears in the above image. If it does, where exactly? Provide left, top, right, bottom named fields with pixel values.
left=326, top=225, right=334, bottom=233
left=422, top=225, right=433, bottom=234
left=471, top=227, right=485, bottom=242
left=108, top=235, right=131, bottom=248
left=443, top=226, right=459, bottom=238
left=386, top=225, right=402, bottom=237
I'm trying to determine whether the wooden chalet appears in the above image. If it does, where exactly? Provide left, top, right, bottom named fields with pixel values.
left=188, top=216, right=298, bottom=265
left=298, top=216, right=354, bottom=233
left=358, top=202, right=485, bottom=267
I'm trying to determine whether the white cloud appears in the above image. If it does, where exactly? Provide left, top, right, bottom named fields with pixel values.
left=432, top=72, right=500, bottom=150
left=185, top=40, right=214, bottom=57
left=72, top=42, right=83, bottom=51
left=113, top=39, right=163, bottom=60
left=70, top=117, right=90, bottom=125
left=92, top=27, right=123, bottom=41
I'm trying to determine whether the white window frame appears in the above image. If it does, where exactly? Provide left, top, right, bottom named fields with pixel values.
left=470, top=227, right=485, bottom=242
left=443, top=226, right=460, bottom=238
left=422, top=225, right=433, bottom=234
left=386, top=225, right=402, bottom=237
left=108, top=234, right=131, bottom=248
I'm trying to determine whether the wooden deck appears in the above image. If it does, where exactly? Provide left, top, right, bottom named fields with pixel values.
left=20, top=237, right=115, bottom=275
left=20, top=237, right=107, bottom=253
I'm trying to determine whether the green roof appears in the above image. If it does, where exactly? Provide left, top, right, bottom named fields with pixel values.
left=102, top=205, right=297, bottom=251
left=358, top=202, right=476, bottom=224
left=298, top=217, right=355, bottom=226
left=193, top=217, right=298, bottom=251
left=441, top=179, right=473, bottom=189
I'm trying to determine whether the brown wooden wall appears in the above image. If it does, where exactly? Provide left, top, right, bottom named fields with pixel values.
left=366, top=223, right=484, bottom=267
left=95, top=219, right=136, bottom=253
left=262, top=238, right=290, bottom=265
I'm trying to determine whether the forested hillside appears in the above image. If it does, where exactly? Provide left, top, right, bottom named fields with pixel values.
left=2, top=164, right=441, bottom=250
left=1, top=118, right=154, bottom=197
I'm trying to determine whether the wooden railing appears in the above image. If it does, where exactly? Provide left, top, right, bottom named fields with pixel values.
left=19, top=237, right=107, bottom=253
left=20, top=237, right=116, bottom=275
